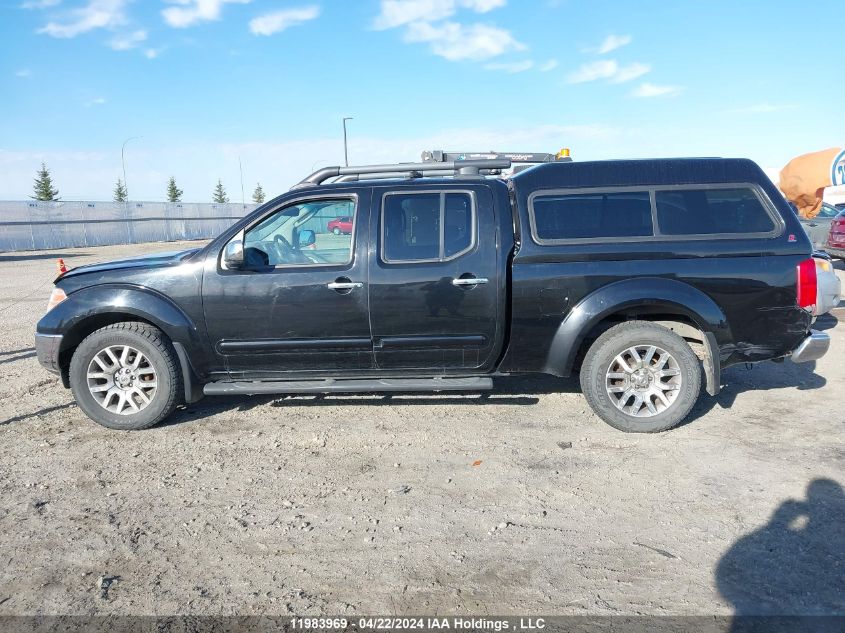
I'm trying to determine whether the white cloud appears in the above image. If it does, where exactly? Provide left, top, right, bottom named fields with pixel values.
left=567, top=59, right=650, bottom=84
left=375, top=0, right=454, bottom=29
left=567, top=59, right=617, bottom=83
left=595, top=33, right=631, bottom=54
left=631, top=82, right=683, bottom=98
left=249, top=6, right=320, bottom=36
left=609, top=61, right=650, bottom=83
left=374, top=0, right=505, bottom=29
left=109, top=29, right=147, bottom=50
left=405, top=20, right=524, bottom=61
left=15, top=69, right=32, bottom=77
left=460, top=0, right=506, bottom=12
left=162, top=0, right=251, bottom=28
left=484, top=60, right=533, bottom=73
left=37, top=0, right=128, bottom=38
left=537, top=58, right=558, bottom=72
left=145, top=48, right=161, bottom=59
left=84, top=97, right=107, bottom=107
left=21, top=0, right=61, bottom=8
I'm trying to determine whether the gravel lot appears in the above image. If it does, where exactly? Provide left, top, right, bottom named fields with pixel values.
left=0, top=242, right=843, bottom=617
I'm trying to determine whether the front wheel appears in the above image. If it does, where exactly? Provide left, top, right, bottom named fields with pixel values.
left=332, top=227, right=341, bottom=235
left=69, top=322, right=182, bottom=430
left=579, top=321, right=702, bottom=433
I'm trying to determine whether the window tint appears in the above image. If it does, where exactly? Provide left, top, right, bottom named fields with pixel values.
left=655, top=188, right=775, bottom=235
left=382, top=192, right=474, bottom=262
left=532, top=191, right=653, bottom=241
left=243, top=198, right=355, bottom=267
left=444, top=193, right=472, bottom=257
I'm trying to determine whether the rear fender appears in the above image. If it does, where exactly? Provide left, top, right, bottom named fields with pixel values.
left=544, top=277, right=731, bottom=383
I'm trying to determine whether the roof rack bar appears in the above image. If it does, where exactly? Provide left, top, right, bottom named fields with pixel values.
left=335, top=170, right=465, bottom=183
left=292, top=159, right=512, bottom=190
left=422, top=150, right=572, bottom=164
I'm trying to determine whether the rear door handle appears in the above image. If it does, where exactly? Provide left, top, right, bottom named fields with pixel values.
left=327, top=281, right=363, bottom=290
left=452, top=277, right=489, bottom=287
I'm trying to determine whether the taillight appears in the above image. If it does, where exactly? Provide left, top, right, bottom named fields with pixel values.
left=796, top=259, right=817, bottom=312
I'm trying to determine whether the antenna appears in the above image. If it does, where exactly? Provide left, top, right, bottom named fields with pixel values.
left=238, top=156, right=245, bottom=208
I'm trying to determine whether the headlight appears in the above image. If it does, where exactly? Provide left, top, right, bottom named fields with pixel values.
left=815, top=258, right=832, bottom=273
left=46, top=287, right=67, bottom=312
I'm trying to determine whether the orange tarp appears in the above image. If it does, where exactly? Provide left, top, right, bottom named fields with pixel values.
left=779, top=147, right=842, bottom=218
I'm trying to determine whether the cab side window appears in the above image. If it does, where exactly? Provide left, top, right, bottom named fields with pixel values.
left=381, top=191, right=474, bottom=263
left=242, top=198, right=356, bottom=268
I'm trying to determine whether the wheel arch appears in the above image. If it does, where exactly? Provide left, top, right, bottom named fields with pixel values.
left=41, top=285, right=204, bottom=401
left=544, top=277, right=729, bottom=395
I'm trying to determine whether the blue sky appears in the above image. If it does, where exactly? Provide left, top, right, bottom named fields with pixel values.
left=0, top=0, right=842, bottom=201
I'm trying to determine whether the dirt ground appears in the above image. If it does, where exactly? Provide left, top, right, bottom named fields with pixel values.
left=0, top=242, right=843, bottom=617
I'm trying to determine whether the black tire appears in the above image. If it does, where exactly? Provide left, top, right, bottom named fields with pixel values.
left=333, top=227, right=341, bottom=235
left=579, top=321, right=702, bottom=433
left=69, top=322, right=182, bottom=430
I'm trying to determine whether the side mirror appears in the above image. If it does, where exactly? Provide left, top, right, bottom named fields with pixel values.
left=298, top=229, right=316, bottom=248
left=222, top=230, right=245, bottom=269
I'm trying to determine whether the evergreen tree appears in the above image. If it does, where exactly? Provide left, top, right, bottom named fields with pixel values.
left=212, top=179, right=229, bottom=204
left=31, top=162, right=60, bottom=201
left=113, top=178, right=128, bottom=202
left=166, top=176, right=183, bottom=203
left=252, top=182, right=265, bottom=204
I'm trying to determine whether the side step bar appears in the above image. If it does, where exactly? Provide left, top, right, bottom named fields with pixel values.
left=203, top=377, right=494, bottom=396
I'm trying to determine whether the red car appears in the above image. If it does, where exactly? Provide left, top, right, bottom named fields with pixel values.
left=327, top=216, right=353, bottom=235
left=825, top=209, right=845, bottom=259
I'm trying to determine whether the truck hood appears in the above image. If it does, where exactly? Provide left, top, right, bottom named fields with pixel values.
left=59, top=247, right=202, bottom=280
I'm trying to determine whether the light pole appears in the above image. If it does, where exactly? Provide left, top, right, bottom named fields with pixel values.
left=121, top=136, right=142, bottom=200
left=342, top=117, right=353, bottom=167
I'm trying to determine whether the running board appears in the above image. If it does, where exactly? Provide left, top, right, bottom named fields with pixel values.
left=203, top=377, right=494, bottom=396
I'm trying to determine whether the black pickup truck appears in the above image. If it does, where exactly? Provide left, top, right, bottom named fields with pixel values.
left=35, top=154, right=830, bottom=432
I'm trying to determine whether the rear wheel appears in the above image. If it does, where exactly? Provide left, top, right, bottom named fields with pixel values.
left=69, top=322, right=182, bottom=430
left=579, top=321, right=702, bottom=433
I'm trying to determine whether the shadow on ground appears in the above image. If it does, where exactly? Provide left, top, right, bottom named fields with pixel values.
left=161, top=375, right=571, bottom=429
left=716, top=478, right=845, bottom=631
left=683, top=355, right=827, bottom=426
left=160, top=355, right=828, bottom=430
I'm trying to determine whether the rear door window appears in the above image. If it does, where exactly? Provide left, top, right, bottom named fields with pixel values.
left=381, top=191, right=475, bottom=262
left=530, top=190, right=653, bottom=241
left=655, top=187, right=776, bottom=235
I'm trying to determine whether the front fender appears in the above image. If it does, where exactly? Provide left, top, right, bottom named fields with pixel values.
left=37, top=284, right=206, bottom=368
left=544, top=277, right=732, bottom=376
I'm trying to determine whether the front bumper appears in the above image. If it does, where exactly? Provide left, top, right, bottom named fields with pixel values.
left=790, top=330, right=830, bottom=363
left=35, top=333, right=63, bottom=374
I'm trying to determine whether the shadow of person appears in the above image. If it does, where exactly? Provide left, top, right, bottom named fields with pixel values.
left=716, top=479, right=845, bottom=632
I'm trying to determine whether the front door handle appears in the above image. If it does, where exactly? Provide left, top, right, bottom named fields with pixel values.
left=452, top=277, right=489, bottom=287
left=327, top=281, right=363, bottom=291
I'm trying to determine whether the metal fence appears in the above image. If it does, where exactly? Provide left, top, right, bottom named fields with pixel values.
left=0, top=201, right=258, bottom=252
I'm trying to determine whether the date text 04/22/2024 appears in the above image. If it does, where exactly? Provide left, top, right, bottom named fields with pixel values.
left=290, top=617, right=547, bottom=631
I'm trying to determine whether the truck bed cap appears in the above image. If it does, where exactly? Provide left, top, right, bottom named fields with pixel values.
left=511, top=157, right=767, bottom=190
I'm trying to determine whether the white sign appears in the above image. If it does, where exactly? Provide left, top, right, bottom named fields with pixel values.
left=832, top=149, right=845, bottom=186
